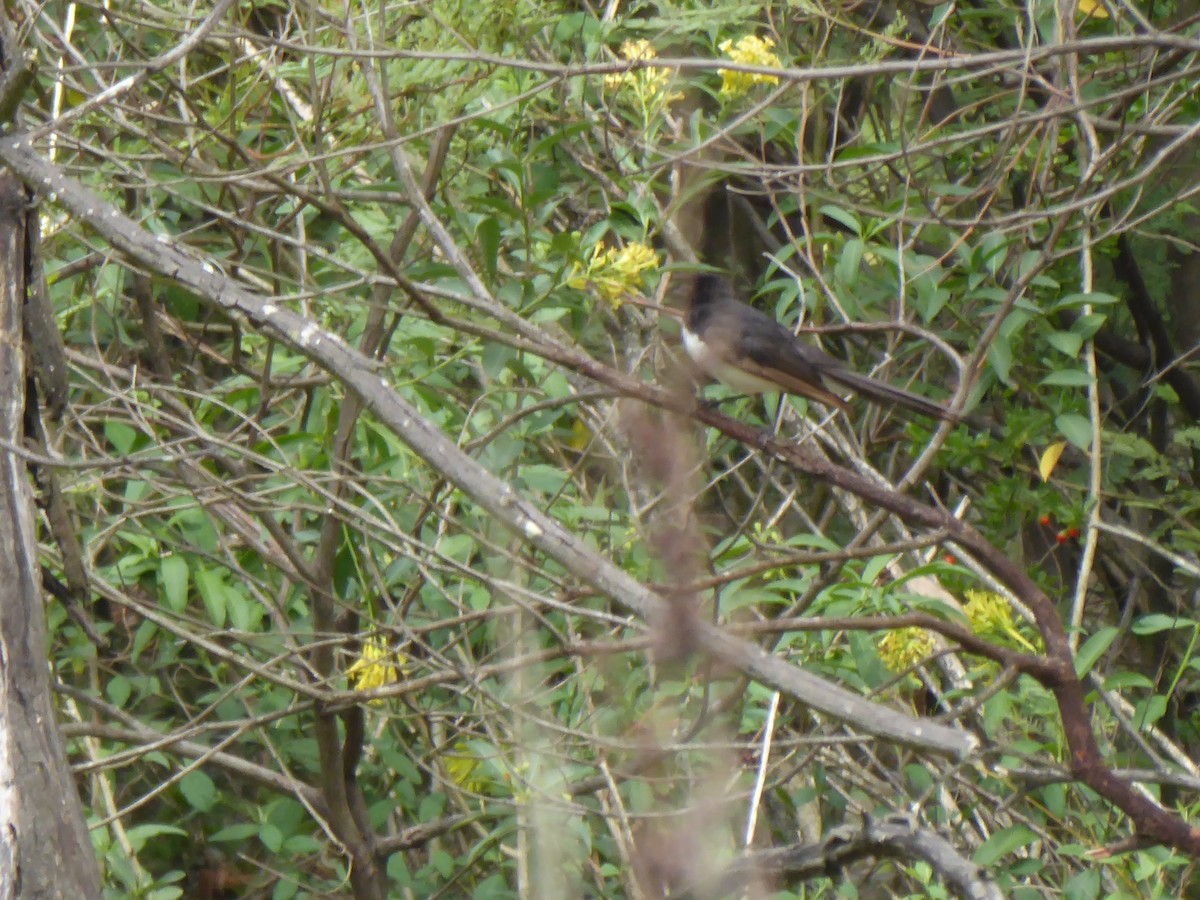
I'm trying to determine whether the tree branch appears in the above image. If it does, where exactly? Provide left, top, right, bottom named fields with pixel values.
left=0, top=134, right=975, bottom=758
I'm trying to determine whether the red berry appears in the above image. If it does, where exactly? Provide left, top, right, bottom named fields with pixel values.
left=1067, top=527, right=1080, bottom=539
left=943, top=554, right=957, bottom=565
left=1056, top=532, right=1068, bottom=544
left=1039, top=514, right=1052, bottom=527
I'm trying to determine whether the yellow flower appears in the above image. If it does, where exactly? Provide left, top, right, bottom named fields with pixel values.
left=964, top=590, right=1038, bottom=652
left=964, top=590, right=1012, bottom=635
left=604, top=39, right=657, bottom=88
left=718, top=35, right=782, bottom=97
left=445, top=742, right=488, bottom=794
left=878, top=627, right=935, bottom=672
left=567, top=417, right=592, bottom=451
left=568, top=241, right=660, bottom=307
left=611, top=242, right=658, bottom=279
left=1077, top=0, right=1109, bottom=17
left=346, top=636, right=402, bottom=702
left=604, top=40, right=682, bottom=107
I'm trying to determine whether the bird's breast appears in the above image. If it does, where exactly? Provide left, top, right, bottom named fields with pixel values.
left=681, top=325, right=775, bottom=394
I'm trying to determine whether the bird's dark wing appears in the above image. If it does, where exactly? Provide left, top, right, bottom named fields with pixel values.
left=735, top=309, right=837, bottom=378
left=717, top=305, right=849, bottom=409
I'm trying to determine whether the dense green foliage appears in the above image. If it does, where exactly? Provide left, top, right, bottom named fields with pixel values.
left=18, top=0, right=1200, bottom=896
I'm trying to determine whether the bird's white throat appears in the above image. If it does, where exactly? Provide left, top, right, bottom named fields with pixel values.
left=681, top=326, right=776, bottom=394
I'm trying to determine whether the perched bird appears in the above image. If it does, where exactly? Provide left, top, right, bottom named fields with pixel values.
left=681, top=273, right=962, bottom=422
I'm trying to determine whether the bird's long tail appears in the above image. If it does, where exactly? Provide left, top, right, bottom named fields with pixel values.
left=824, top=367, right=964, bottom=424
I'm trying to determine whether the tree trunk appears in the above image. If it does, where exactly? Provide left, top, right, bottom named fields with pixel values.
left=0, top=171, right=101, bottom=899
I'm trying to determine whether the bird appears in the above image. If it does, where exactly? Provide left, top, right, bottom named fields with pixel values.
left=680, top=273, right=962, bottom=423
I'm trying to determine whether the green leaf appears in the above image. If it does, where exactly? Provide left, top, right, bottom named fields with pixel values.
left=819, top=205, right=861, bottom=236
left=1131, top=613, right=1195, bottom=635
left=1071, top=313, right=1108, bottom=339
left=1056, top=291, right=1119, bottom=308
left=259, top=822, right=284, bottom=853
left=179, top=770, right=217, bottom=812
left=1041, top=369, right=1093, bottom=387
left=195, top=566, right=227, bottom=628
left=979, top=232, right=1009, bottom=274
left=107, top=674, right=133, bottom=708
left=210, top=824, right=259, bottom=842
left=929, top=3, right=954, bottom=26
left=1102, top=671, right=1153, bottom=690
left=472, top=874, right=515, bottom=900
left=480, top=342, right=514, bottom=380
left=519, top=464, right=569, bottom=495
left=476, top=217, right=501, bottom=281
left=1055, top=413, right=1092, bottom=450
left=916, top=283, right=950, bottom=322
left=282, top=835, right=321, bottom=854
left=419, top=792, right=448, bottom=822
left=124, top=480, right=150, bottom=503
left=861, top=553, right=893, bottom=583
left=227, top=591, right=263, bottom=632
left=1041, top=781, right=1067, bottom=819
left=167, top=505, right=219, bottom=553
left=835, top=238, right=864, bottom=289
left=124, top=824, right=186, bottom=851
left=1063, top=868, right=1102, bottom=899
left=553, top=11, right=601, bottom=42
left=974, top=824, right=1037, bottom=866
left=130, top=619, right=158, bottom=662
left=467, top=585, right=491, bottom=612
left=1046, top=330, right=1083, bottom=356
left=932, top=182, right=976, bottom=197
left=1074, top=626, right=1118, bottom=676
left=159, top=555, right=189, bottom=613
left=430, top=849, right=455, bottom=878
left=836, top=143, right=897, bottom=160
left=105, top=421, right=139, bottom=455
left=989, top=335, right=1013, bottom=384
left=1135, top=694, right=1167, bottom=728
left=848, top=630, right=886, bottom=688
left=105, top=850, right=140, bottom=891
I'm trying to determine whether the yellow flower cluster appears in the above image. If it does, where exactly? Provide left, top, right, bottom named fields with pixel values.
left=964, top=590, right=1012, bottom=635
left=604, top=40, right=681, bottom=107
left=878, top=627, right=935, bottom=672
left=347, top=636, right=402, bottom=702
left=569, top=241, right=659, bottom=306
left=1077, top=0, right=1109, bottom=17
left=965, top=590, right=1038, bottom=651
left=718, top=35, right=782, bottom=97
left=445, top=742, right=488, bottom=794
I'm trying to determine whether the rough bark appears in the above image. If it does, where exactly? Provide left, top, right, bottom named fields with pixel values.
left=0, top=171, right=101, bottom=898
